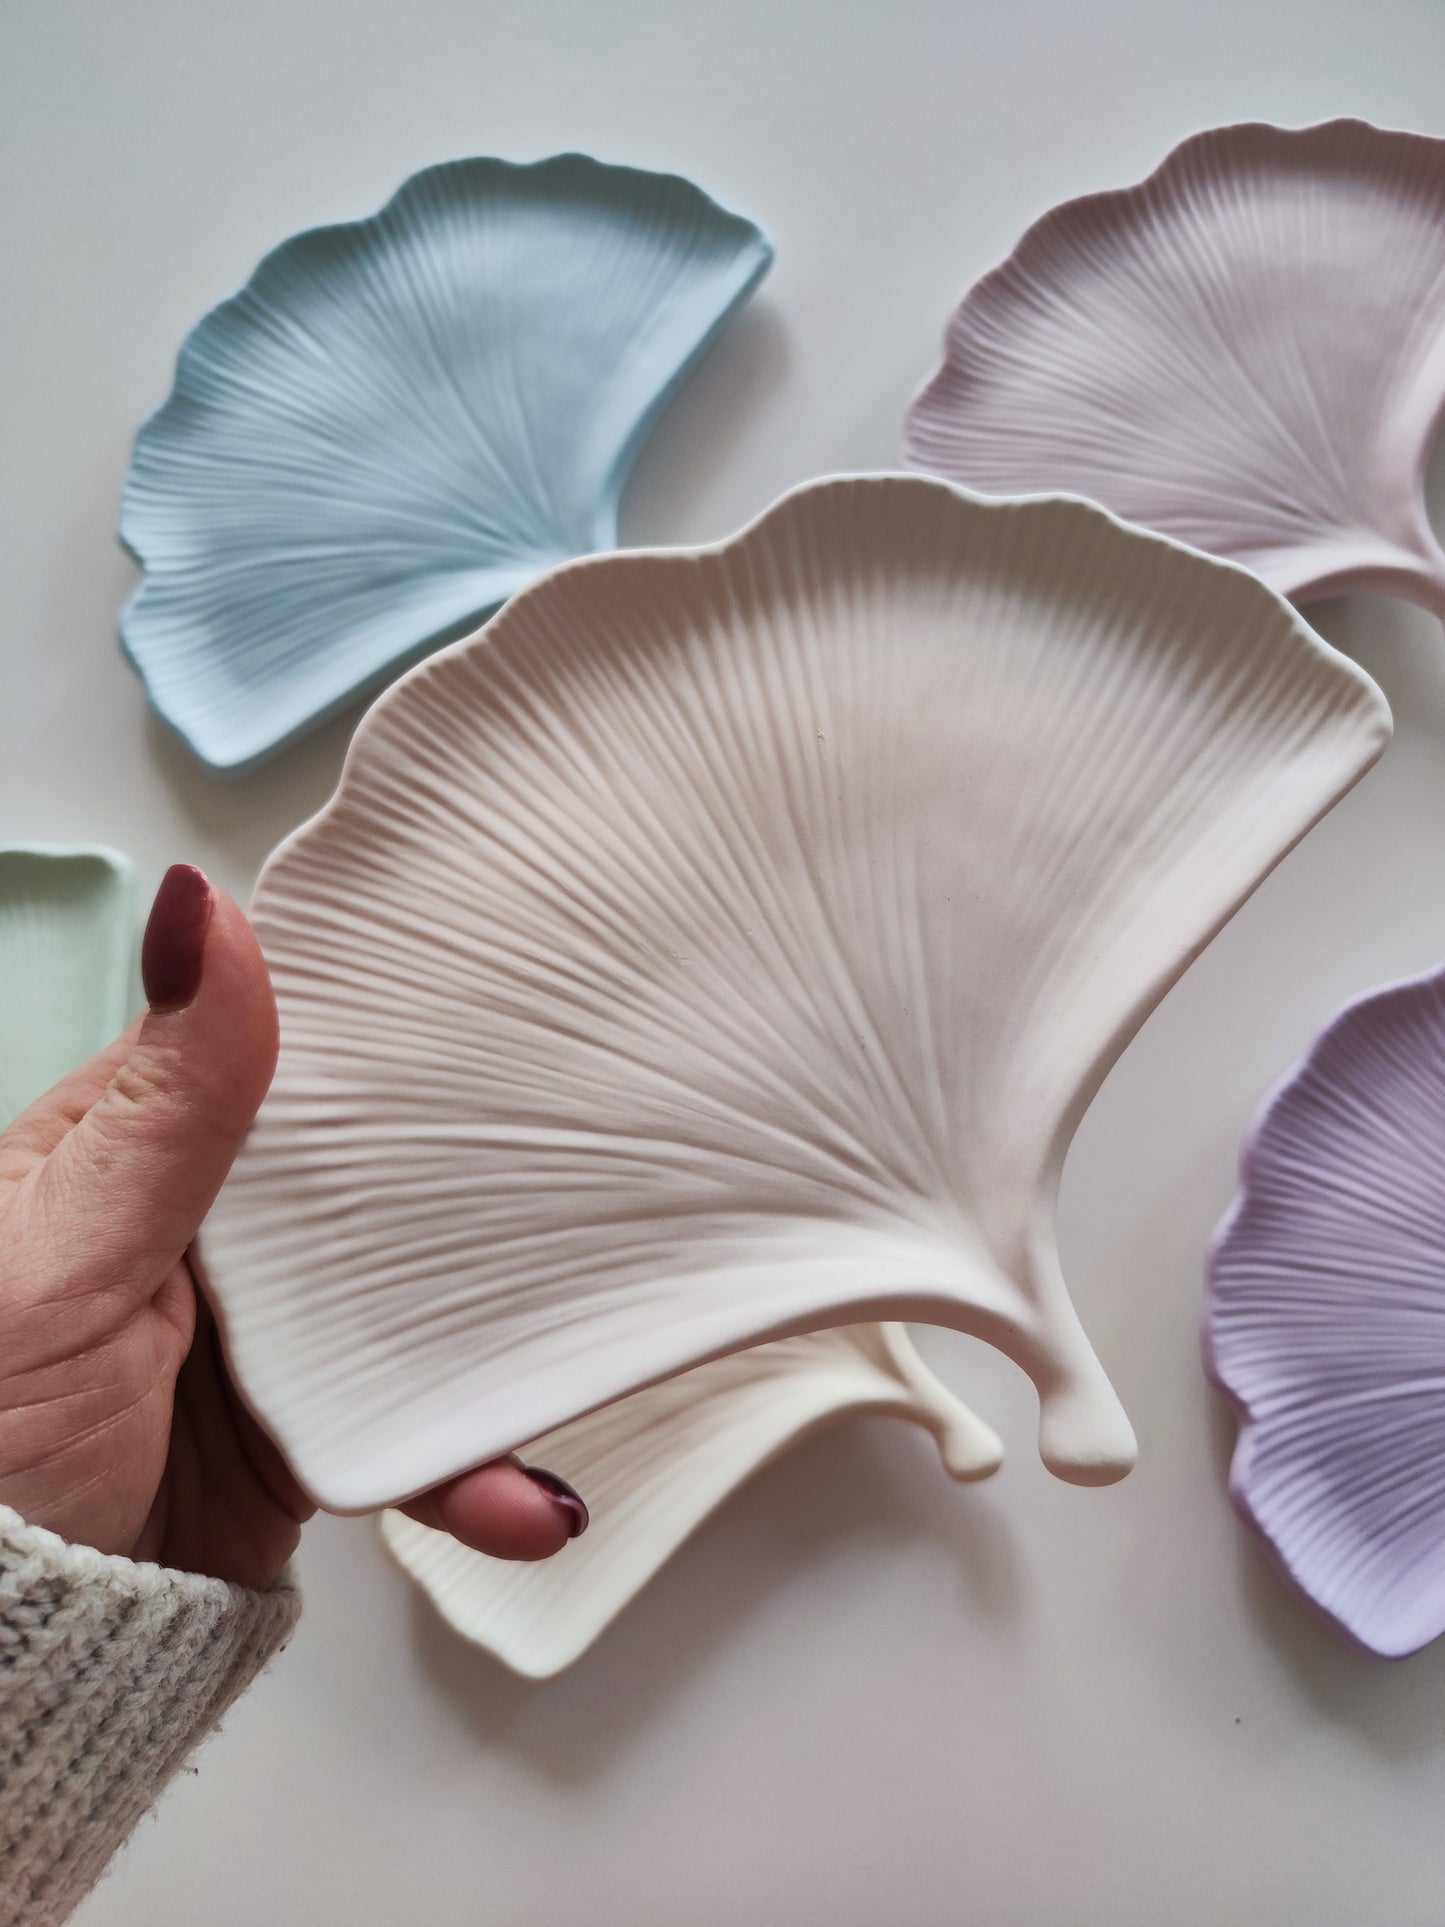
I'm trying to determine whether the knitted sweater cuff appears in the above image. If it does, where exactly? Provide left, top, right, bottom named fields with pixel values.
left=0, top=1506, right=299, bottom=1927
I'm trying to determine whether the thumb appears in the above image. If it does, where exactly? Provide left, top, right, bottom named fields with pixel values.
left=33, top=865, right=278, bottom=1306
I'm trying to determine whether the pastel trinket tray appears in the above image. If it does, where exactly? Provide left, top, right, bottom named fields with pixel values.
left=200, top=473, right=1390, bottom=1516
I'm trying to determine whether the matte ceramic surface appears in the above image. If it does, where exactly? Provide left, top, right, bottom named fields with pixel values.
left=0, top=845, right=135, bottom=1126
left=1207, top=961, right=1445, bottom=1658
left=119, top=154, right=772, bottom=774
left=200, top=474, right=1389, bottom=1515
left=382, top=1323, right=1001, bottom=1677
left=903, top=119, right=1445, bottom=617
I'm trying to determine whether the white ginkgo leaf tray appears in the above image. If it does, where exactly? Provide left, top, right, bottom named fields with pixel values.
left=201, top=474, right=1390, bottom=1515
left=383, top=1323, right=1001, bottom=1677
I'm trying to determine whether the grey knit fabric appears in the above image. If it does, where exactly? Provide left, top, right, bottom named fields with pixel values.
left=0, top=1505, right=299, bottom=1927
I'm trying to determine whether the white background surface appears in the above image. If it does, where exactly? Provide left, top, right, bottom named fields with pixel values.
left=6, top=2, right=1445, bottom=1921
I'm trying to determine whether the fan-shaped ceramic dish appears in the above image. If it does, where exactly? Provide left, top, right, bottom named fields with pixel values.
left=120, top=154, right=772, bottom=774
left=201, top=473, right=1390, bottom=1515
left=1207, top=961, right=1445, bottom=1658
left=0, top=845, right=135, bottom=1126
left=383, top=1323, right=1001, bottom=1677
left=903, top=119, right=1445, bottom=617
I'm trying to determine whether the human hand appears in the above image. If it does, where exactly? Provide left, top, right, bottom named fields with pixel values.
left=0, top=865, right=587, bottom=1590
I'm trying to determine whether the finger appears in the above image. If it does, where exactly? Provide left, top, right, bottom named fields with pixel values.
left=0, top=1023, right=140, bottom=1174
left=25, top=867, right=278, bottom=1309
left=399, top=1458, right=588, bottom=1561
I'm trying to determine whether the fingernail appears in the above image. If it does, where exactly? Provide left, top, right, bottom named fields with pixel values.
left=142, top=864, right=213, bottom=1010
left=523, top=1465, right=589, bottom=1538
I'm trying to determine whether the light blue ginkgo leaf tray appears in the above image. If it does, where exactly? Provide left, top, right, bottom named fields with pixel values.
left=0, top=846, right=136, bottom=1128
left=119, top=155, right=773, bottom=774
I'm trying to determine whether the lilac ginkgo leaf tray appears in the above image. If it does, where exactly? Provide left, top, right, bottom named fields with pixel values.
left=1207, top=960, right=1445, bottom=1658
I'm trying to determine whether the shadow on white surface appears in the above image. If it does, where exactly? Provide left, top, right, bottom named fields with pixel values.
left=1204, top=1393, right=1445, bottom=1764
left=616, top=294, right=793, bottom=547
left=404, top=1417, right=1021, bottom=1778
